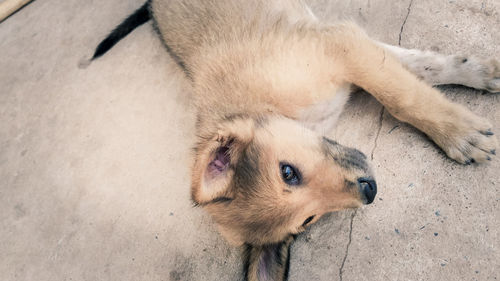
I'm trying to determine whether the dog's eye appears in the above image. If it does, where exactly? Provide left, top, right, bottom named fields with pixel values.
left=280, top=163, right=301, bottom=185
left=302, top=215, right=315, bottom=227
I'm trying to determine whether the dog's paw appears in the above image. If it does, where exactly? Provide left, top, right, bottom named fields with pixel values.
left=483, top=59, right=500, bottom=93
left=429, top=105, right=497, bottom=164
left=457, top=56, right=500, bottom=93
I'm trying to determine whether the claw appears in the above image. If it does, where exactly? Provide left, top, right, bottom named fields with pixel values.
left=482, top=129, right=494, bottom=136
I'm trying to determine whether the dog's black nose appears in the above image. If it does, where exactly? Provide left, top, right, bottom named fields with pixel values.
left=358, top=177, right=377, bottom=204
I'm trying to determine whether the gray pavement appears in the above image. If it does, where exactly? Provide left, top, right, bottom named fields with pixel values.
left=0, top=0, right=499, bottom=280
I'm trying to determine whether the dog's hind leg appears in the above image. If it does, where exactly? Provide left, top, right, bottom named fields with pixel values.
left=379, top=43, right=500, bottom=93
left=319, top=23, right=497, bottom=164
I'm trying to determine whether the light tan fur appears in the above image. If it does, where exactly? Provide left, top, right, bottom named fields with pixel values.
left=151, top=0, right=498, bottom=165
left=149, top=1, right=499, bottom=280
left=101, top=0, right=500, bottom=280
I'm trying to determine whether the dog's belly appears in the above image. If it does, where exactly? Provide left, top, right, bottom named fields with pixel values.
left=298, top=85, right=351, bottom=134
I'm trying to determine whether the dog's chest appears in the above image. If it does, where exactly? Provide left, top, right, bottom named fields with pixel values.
left=297, top=85, right=351, bottom=134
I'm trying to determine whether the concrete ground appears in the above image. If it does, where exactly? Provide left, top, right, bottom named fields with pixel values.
left=0, top=0, right=499, bottom=280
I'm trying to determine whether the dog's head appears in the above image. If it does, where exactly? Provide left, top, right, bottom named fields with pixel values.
left=192, top=115, right=376, bottom=280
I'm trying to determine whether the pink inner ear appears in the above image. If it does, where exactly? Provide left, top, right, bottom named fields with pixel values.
left=206, top=146, right=230, bottom=178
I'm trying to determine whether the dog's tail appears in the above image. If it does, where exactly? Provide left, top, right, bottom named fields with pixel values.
left=91, top=1, right=151, bottom=60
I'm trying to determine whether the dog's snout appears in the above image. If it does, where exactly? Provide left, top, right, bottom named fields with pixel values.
left=357, top=177, right=377, bottom=204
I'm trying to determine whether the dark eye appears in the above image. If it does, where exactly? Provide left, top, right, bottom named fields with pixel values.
left=280, top=163, right=301, bottom=185
left=302, top=215, right=315, bottom=227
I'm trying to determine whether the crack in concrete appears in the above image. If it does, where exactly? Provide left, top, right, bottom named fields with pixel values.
left=370, top=107, right=385, bottom=161
left=371, top=0, right=413, bottom=161
left=338, top=210, right=357, bottom=281
left=338, top=3, right=414, bottom=280
left=399, top=0, right=414, bottom=46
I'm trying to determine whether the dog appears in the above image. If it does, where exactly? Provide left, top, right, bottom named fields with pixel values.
left=91, top=1, right=499, bottom=280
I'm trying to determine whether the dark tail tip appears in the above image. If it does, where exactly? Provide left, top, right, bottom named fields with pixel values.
left=92, top=1, right=151, bottom=60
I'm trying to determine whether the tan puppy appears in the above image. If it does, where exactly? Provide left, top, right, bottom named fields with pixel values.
left=92, top=1, right=499, bottom=280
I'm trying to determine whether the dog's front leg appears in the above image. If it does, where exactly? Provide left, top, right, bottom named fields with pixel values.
left=320, top=23, right=497, bottom=164
left=378, top=43, right=500, bottom=92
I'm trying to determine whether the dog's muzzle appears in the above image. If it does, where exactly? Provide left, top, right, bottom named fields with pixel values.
left=323, top=137, right=377, bottom=204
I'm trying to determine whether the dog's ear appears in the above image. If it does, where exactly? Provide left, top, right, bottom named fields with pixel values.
left=191, top=117, right=255, bottom=204
left=244, top=236, right=295, bottom=281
